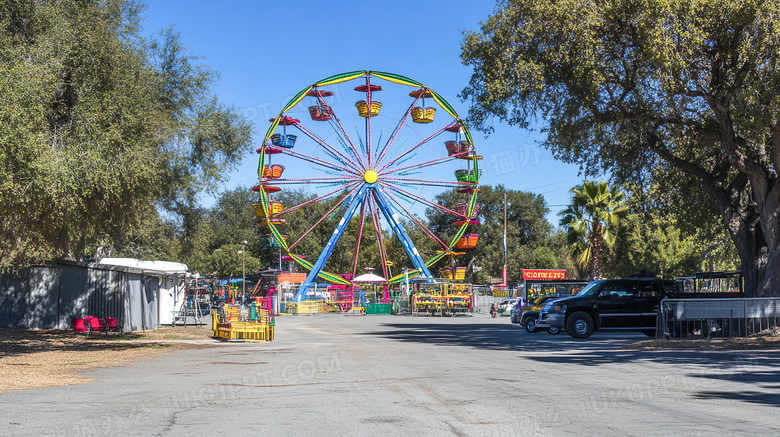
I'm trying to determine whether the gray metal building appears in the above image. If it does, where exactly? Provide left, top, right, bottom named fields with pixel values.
left=0, top=260, right=188, bottom=332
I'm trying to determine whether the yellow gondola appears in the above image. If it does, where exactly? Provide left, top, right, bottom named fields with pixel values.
left=411, top=107, right=436, bottom=124
left=355, top=100, right=382, bottom=117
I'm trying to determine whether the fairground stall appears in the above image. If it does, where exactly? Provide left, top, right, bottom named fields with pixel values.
left=212, top=302, right=275, bottom=342
left=411, top=279, right=473, bottom=316
left=672, top=271, right=744, bottom=297
left=518, top=269, right=588, bottom=303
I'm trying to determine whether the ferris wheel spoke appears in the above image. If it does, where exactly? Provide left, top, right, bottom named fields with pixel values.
left=380, top=188, right=449, bottom=250
left=371, top=186, right=432, bottom=277
left=382, top=178, right=473, bottom=189
left=350, top=199, right=369, bottom=278
left=287, top=183, right=362, bottom=251
left=381, top=150, right=472, bottom=176
left=311, top=93, right=365, bottom=168
left=384, top=180, right=475, bottom=191
left=365, top=82, right=373, bottom=168
left=324, top=100, right=367, bottom=170
left=374, top=95, right=420, bottom=167
left=276, top=181, right=360, bottom=216
left=276, top=147, right=362, bottom=177
left=368, top=196, right=391, bottom=280
left=376, top=125, right=449, bottom=173
left=271, top=177, right=358, bottom=184
left=382, top=182, right=465, bottom=218
left=294, top=123, right=363, bottom=173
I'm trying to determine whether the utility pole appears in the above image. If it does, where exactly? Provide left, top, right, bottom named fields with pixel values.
left=503, top=192, right=508, bottom=288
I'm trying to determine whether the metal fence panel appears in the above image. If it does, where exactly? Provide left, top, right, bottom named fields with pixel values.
left=473, top=295, right=504, bottom=316
left=662, top=297, right=780, bottom=339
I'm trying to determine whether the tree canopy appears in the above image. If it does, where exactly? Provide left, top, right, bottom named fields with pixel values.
left=461, top=0, right=780, bottom=296
left=0, top=0, right=252, bottom=267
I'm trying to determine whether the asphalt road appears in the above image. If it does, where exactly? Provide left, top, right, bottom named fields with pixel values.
left=2, top=315, right=779, bottom=436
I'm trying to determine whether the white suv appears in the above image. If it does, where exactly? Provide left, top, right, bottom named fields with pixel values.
left=498, top=298, right=519, bottom=316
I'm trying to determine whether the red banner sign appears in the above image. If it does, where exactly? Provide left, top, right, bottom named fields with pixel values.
left=522, top=269, right=568, bottom=280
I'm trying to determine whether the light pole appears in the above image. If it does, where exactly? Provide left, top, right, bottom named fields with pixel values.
left=241, top=240, right=247, bottom=303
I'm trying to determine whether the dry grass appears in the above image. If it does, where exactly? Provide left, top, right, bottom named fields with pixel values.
left=124, top=324, right=215, bottom=341
left=0, top=326, right=216, bottom=394
left=629, top=328, right=780, bottom=350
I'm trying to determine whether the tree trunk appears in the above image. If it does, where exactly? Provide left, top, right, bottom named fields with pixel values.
left=465, top=255, right=478, bottom=284
left=707, top=96, right=780, bottom=297
left=728, top=219, right=779, bottom=298
left=590, top=221, right=603, bottom=280
left=711, top=186, right=778, bottom=298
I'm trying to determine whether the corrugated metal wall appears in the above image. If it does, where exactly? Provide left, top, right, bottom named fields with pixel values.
left=0, top=262, right=159, bottom=331
left=0, top=267, right=60, bottom=328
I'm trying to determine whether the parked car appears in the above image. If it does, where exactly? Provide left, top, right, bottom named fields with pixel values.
left=510, top=303, right=523, bottom=323
left=537, top=278, right=666, bottom=338
left=517, top=296, right=562, bottom=334
left=498, top=298, right=519, bottom=316
left=509, top=301, right=527, bottom=322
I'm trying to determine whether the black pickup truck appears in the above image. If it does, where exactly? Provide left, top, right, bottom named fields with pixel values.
left=536, top=278, right=669, bottom=338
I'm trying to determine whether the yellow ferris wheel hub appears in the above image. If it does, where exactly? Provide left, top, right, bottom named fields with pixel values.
left=364, top=169, right=378, bottom=184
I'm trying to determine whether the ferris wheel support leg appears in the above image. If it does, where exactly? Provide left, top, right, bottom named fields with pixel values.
left=295, top=185, right=368, bottom=301
left=372, top=187, right=433, bottom=280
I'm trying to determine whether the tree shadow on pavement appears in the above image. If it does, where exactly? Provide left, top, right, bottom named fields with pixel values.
left=364, top=321, right=642, bottom=355
left=364, top=320, right=780, bottom=408
left=690, top=367, right=780, bottom=408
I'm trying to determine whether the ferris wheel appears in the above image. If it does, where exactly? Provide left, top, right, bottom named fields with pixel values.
left=254, top=71, right=481, bottom=300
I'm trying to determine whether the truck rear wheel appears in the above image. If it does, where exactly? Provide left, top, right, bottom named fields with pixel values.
left=566, top=311, right=594, bottom=338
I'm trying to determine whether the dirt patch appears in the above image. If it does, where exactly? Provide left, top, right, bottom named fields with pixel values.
left=0, top=327, right=216, bottom=394
left=121, top=324, right=216, bottom=341
left=628, top=328, right=780, bottom=350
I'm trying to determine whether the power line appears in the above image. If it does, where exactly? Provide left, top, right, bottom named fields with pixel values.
left=526, top=177, right=581, bottom=191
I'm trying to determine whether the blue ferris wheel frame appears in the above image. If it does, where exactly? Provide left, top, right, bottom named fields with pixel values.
left=294, top=182, right=432, bottom=301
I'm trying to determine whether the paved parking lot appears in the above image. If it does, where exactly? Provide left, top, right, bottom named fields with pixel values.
left=2, top=314, right=779, bottom=436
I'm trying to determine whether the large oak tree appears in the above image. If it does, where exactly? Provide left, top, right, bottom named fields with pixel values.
left=461, top=0, right=780, bottom=296
left=0, top=0, right=252, bottom=266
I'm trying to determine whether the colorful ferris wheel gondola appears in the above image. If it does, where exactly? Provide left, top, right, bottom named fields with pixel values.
left=254, top=71, right=481, bottom=300
left=409, top=88, right=436, bottom=124
left=307, top=89, right=334, bottom=121
left=270, top=116, right=299, bottom=148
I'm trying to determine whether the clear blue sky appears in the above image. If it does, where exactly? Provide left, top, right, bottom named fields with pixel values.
left=141, top=0, right=584, bottom=226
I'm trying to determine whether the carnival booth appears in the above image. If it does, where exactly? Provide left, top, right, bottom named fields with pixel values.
left=352, top=272, right=391, bottom=315
left=412, top=279, right=472, bottom=316
left=518, top=269, right=587, bottom=303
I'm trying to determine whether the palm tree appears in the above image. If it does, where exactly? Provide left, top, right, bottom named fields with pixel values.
left=558, top=181, right=628, bottom=279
